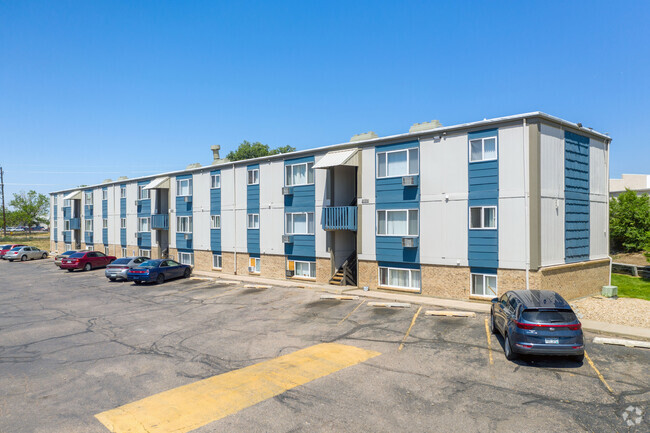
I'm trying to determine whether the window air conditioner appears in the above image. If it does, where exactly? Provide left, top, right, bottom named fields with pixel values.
left=402, top=237, right=418, bottom=248
left=184, top=196, right=191, bottom=202
left=282, top=187, right=293, bottom=195
left=286, top=269, right=295, bottom=277
left=248, top=266, right=257, bottom=273
left=402, top=176, right=418, bottom=186
left=282, top=235, right=293, bottom=243
left=184, top=234, right=190, bottom=240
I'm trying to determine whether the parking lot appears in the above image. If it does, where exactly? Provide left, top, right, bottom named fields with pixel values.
left=1, top=258, right=648, bottom=432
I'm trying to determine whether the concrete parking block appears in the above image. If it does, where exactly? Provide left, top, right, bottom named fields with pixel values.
left=243, top=284, right=272, bottom=289
left=593, top=337, right=650, bottom=349
left=425, top=310, right=476, bottom=318
left=320, top=294, right=360, bottom=301
left=368, top=302, right=411, bottom=308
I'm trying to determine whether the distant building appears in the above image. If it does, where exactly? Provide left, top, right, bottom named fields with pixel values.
left=610, top=174, right=650, bottom=198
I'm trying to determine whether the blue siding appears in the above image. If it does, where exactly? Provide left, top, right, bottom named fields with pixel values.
left=102, top=228, right=108, bottom=245
left=120, top=230, right=127, bottom=246
left=284, top=157, right=316, bottom=258
left=63, top=207, right=72, bottom=219
left=102, top=187, right=108, bottom=245
left=137, top=181, right=151, bottom=248
left=53, top=205, right=58, bottom=220
left=54, top=228, right=58, bottom=242
left=63, top=231, right=72, bottom=243
left=468, top=129, right=499, bottom=269
left=175, top=174, right=193, bottom=250
left=375, top=141, right=420, bottom=264
left=85, top=232, right=93, bottom=245
left=378, top=261, right=420, bottom=271
left=565, top=131, right=590, bottom=263
left=120, top=184, right=126, bottom=246
left=210, top=170, right=221, bottom=253
left=247, top=164, right=260, bottom=255
left=470, top=267, right=497, bottom=276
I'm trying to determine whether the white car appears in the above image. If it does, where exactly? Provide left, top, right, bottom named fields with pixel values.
left=3, top=246, right=48, bottom=261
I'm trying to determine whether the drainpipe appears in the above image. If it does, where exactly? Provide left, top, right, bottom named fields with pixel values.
left=606, top=139, right=612, bottom=286
left=523, top=118, right=530, bottom=290
left=233, top=162, right=237, bottom=274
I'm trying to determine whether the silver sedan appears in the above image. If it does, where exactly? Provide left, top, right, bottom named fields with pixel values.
left=105, top=256, right=149, bottom=281
left=4, top=246, right=48, bottom=262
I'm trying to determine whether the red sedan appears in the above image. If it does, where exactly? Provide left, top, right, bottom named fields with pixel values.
left=60, top=251, right=116, bottom=272
left=0, top=244, right=26, bottom=258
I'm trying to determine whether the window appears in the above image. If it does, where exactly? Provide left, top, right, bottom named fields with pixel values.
left=210, top=215, right=221, bottom=229
left=471, top=273, right=497, bottom=297
left=179, top=252, right=194, bottom=266
left=378, top=267, right=421, bottom=291
left=102, top=190, right=108, bottom=200
left=104, top=246, right=109, bottom=255
left=212, top=254, right=222, bottom=269
left=121, top=247, right=127, bottom=257
left=139, top=249, right=151, bottom=258
left=177, top=216, right=192, bottom=233
left=53, top=196, right=58, bottom=206
left=376, top=148, right=419, bottom=178
left=469, top=136, right=497, bottom=162
left=293, top=261, right=315, bottom=278
left=64, top=220, right=71, bottom=230
left=376, top=209, right=418, bottom=236
left=63, top=199, right=71, bottom=207
left=247, top=213, right=259, bottom=229
left=102, top=219, right=108, bottom=229
left=176, top=178, right=193, bottom=196
left=53, top=220, right=58, bottom=229
left=469, top=206, right=497, bottom=229
left=84, top=191, right=93, bottom=205
left=285, top=212, right=315, bottom=234
left=211, top=174, right=221, bottom=189
left=120, top=186, right=126, bottom=198
left=249, top=257, right=260, bottom=273
left=285, top=162, right=314, bottom=186
left=120, top=218, right=126, bottom=229
left=84, top=219, right=93, bottom=231
left=138, top=217, right=150, bottom=232
left=247, top=168, right=259, bottom=185
left=138, top=185, right=150, bottom=200
left=65, top=243, right=72, bottom=251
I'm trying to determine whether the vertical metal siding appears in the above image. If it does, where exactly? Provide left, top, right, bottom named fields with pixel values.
left=284, top=156, right=315, bottom=259
left=210, top=169, right=221, bottom=253
left=564, top=131, right=590, bottom=263
left=246, top=164, right=260, bottom=255
left=175, top=174, right=193, bottom=251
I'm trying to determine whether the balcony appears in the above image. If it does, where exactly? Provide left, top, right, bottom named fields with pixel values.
left=151, top=213, right=169, bottom=230
left=70, top=218, right=81, bottom=230
left=322, top=206, right=357, bottom=231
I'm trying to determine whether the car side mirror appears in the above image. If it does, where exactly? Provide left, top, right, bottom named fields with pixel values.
left=491, top=298, right=498, bottom=304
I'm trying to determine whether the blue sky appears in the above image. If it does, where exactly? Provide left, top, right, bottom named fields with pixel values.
left=1, top=1, right=648, bottom=202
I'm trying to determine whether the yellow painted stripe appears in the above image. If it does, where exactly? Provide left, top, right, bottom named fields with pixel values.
left=338, top=299, right=366, bottom=326
left=484, top=318, right=493, bottom=365
left=584, top=350, right=614, bottom=394
left=95, top=343, right=380, bottom=433
left=398, top=306, right=422, bottom=351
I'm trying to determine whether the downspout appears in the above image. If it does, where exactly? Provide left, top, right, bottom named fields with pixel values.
left=233, top=161, right=237, bottom=274
left=606, top=139, right=612, bottom=285
left=523, top=118, right=530, bottom=290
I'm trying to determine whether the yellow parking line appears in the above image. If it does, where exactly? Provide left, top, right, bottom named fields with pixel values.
left=484, top=318, right=493, bottom=365
left=584, top=350, right=614, bottom=394
left=337, top=299, right=366, bottom=326
left=95, top=343, right=380, bottom=433
left=398, top=306, right=422, bottom=351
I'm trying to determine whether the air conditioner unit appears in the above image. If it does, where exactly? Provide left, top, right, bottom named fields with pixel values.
left=184, top=233, right=190, bottom=240
left=184, top=196, right=191, bottom=202
left=285, top=269, right=295, bottom=277
left=402, top=176, right=418, bottom=186
left=402, top=237, right=418, bottom=248
left=134, top=200, right=139, bottom=205
left=248, top=266, right=257, bottom=273
left=282, top=235, right=293, bottom=243
left=282, top=187, right=293, bottom=195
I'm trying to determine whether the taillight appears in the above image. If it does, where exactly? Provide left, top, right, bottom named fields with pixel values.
left=516, top=322, right=535, bottom=330
left=568, top=323, right=582, bottom=331
left=516, top=321, right=582, bottom=330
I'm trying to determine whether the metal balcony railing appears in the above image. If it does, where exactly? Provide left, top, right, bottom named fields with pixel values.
left=322, top=206, right=357, bottom=231
left=151, top=213, right=169, bottom=230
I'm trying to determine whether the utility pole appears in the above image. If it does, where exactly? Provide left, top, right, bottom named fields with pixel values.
left=1, top=166, right=6, bottom=237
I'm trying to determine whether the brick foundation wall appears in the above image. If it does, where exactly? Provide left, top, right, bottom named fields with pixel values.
left=497, top=268, right=541, bottom=293
left=236, top=252, right=250, bottom=276
left=421, top=264, right=470, bottom=299
left=261, top=254, right=285, bottom=280
left=316, top=257, right=331, bottom=284
left=358, top=260, right=378, bottom=290
left=539, top=259, right=609, bottom=300
left=222, top=252, right=235, bottom=274
left=194, top=250, right=213, bottom=272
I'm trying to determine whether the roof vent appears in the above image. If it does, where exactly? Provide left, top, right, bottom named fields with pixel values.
left=102, top=179, right=112, bottom=183
left=350, top=131, right=378, bottom=142
left=117, top=176, right=128, bottom=180
left=186, top=163, right=202, bottom=169
left=210, top=145, right=229, bottom=164
left=409, top=120, right=442, bottom=133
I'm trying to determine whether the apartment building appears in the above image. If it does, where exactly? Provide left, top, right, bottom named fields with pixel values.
left=50, top=112, right=611, bottom=300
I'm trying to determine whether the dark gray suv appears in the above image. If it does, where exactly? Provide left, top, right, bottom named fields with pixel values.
left=490, top=290, right=584, bottom=362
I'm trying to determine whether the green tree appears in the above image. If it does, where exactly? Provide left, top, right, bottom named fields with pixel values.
left=609, top=189, right=650, bottom=253
left=225, top=141, right=295, bottom=161
left=9, top=190, right=49, bottom=234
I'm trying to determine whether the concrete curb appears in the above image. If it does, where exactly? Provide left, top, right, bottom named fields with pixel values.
left=581, top=319, right=650, bottom=341
left=593, top=337, right=650, bottom=349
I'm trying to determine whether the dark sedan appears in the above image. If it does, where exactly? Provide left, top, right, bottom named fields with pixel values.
left=126, top=259, right=192, bottom=285
left=490, top=290, right=584, bottom=362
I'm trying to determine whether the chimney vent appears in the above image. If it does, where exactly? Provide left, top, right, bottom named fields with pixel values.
left=409, top=120, right=442, bottom=133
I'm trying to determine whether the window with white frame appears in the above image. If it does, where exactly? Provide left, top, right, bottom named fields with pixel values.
left=285, top=212, right=315, bottom=234
left=247, top=213, right=259, bottom=229
left=138, top=217, right=150, bottom=232
left=84, top=219, right=93, bottom=231
left=64, top=199, right=71, bottom=207
left=211, top=174, right=220, bottom=189
left=379, top=267, right=421, bottom=290
left=376, top=147, right=419, bottom=178
left=65, top=243, right=72, bottom=251
left=376, top=209, right=418, bottom=236
left=293, top=261, right=315, bottom=278
left=53, top=220, right=58, bottom=229
left=121, top=247, right=127, bottom=257
left=102, top=218, right=108, bottom=229
left=176, top=178, right=192, bottom=196
left=247, top=168, right=259, bottom=185
left=104, top=246, right=109, bottom=255
left=285, top=162, right=314, bottom=186
left=53, top=196, right=58, bottom=206
left=120, top=186, right=126, bottom=198
left=64, top=220, right=71, bottom=230
left=138, top=185, right=150, bottom=200
left=102, top=189, right=108, bottom=200
left=177, top=216, right=192, bottom=233
left=84, top=191, right=93, bottom=204
left=139, top=249, right=151, bottom=258
left=469, top=136, right=497, bottom=162
left=210, top=215, right=221, bottom=229
left=212, top=254, right=222, bottom=269
left=471, top=273, right=497, bottom=297
left=120, top=218, right=126, bottom=229
left=249, top=257, right=260, bottom=273
left=469, top=206, right=497, bottom=229
left=179, top=252, right=194, bottom=266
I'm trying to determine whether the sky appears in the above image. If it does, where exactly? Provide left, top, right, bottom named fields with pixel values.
left=1, top=0, right=649, bottom=204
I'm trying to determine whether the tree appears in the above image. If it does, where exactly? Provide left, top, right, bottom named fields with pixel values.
left=225, top=141, right=296, bottom=161
left=9, top=190, right=49, bottom=234
left=609, top=189, right=650, bottom=253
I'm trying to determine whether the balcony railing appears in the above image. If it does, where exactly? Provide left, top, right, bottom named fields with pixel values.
left=70, top=218, right=81, bottom=230
left=151, top=213, right=169, bottom=230
left=322, top=206, right=357, bottom=231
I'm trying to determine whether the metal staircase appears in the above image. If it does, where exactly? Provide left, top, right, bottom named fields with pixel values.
left=329, top=251, right=357, bottom=286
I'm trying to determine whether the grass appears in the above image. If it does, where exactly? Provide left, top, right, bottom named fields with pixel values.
left=0, top=233, right=51, bottom=251
left=611, top=274, right=650, bottom=301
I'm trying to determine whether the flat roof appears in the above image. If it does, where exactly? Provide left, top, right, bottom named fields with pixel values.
left=51, top=111, right=611, bottom=194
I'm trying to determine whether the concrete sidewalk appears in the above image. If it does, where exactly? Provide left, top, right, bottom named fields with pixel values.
left=191, top=270, right=650, bottom=341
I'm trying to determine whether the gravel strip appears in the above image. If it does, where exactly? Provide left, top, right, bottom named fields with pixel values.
left=571, top=296, right=650, bottom=328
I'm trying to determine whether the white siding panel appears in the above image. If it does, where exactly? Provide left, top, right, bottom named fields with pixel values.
left=358, top=147, right=375, bottom=260
left=590, top=138, right=608, bottom=198
left=498, top=197, right=527, bottom=269
left=541, top=197, right=565, bottom=266
left=498, top=124, right=525, bottom=198
left=420, top=133, right=468, bottom=201
left=590, top=201, right=609, bottom=260
left=358, top=203, right=375, bottom=261
left=234, top=166, right=247, bottom=253
left=169, top=179, right=177, bottom=249
left=220, top=168, right=235, bottom=252
left=540, top=123, right=565, bottom=198
left=107, top=187, right=117, bottom=246
left=192, top=172, right=210, bottom=250
left=360, top=147, right=375, bottom=204
left=94, top=187, right=102, bottom=243
left=126, top=182, right=138, bottom=246
left=314, top=153, right=328, bottom=258
left=259, top=160, right=284, bottom=255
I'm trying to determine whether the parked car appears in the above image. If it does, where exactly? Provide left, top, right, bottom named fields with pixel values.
left=126, top=259, right=192, bottom=284
left=54, top=250, right=79, bottom=268
left=105, top=256, right=149, bottom=281
left=60, top=251, right=116, bottom=272
left=3, top=246, right=48, bottom=262
left=491, top=290, right=584, bottom=362
left=0, top=244, right=26, bottom=258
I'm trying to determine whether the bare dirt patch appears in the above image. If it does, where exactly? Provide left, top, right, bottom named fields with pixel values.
left=611, top=252, right=649, bottom=267
left=571, top=296, right=650, bottom=328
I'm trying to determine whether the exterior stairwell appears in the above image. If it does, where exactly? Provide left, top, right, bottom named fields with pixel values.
left=329, top=251, right=357, bottom=286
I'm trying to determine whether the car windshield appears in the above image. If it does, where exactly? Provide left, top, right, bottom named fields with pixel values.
left=10, top=247, right=22, bottom=251
left=69, top=253, right=85, bottom=258
left=63, top=251, right=77, bottom=255
left=521, top=309, right=577, bottom=323
left=0, top=245, right=9, bottom=249
left=112, top=258, right=131, bottom=265
left=138, top=260, right=160, bottom=268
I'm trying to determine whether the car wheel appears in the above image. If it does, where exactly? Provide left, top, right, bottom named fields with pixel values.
left=42, top=253, right=47, bottom=259
left=504, top=334, right=517, bottom=361
left=134, top=281, right=142, bottom=285
left=84, top=263, right=92, bottom=271
left=67, top=269, right=74, bottom=272
left=571, top=354, right=584, bottom=363
left=490, top=314, right=498, bottom=335
left=20, top=255, right=27, bottom=261
left=109, top=278, right=116, bottom=282
left=184, top=268, right=191, bottom=278
left=156, top=274, right=165, bottom=285
left=8, top=259, right=13, bottom=262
